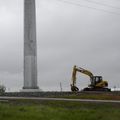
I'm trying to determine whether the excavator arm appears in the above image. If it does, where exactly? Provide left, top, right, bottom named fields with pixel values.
left=71, top=65, right=94, bottom=91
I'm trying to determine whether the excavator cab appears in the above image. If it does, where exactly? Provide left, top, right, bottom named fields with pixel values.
left=90, top=76, right=108, bottom=88
left=89, top=76, right=102, bottom=87
left=92, top=76, right=102, bottom=84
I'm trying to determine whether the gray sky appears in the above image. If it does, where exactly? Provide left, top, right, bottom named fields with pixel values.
left=0, top=0, right=120, bottom=91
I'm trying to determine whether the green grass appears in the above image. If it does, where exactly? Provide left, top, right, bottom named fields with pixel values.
left=58, top=93, right=120, bottom=100
left=0, top=100, right=120, bottom=120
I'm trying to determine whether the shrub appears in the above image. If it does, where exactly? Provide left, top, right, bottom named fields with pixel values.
left=0, top=85, right=6, bottom=94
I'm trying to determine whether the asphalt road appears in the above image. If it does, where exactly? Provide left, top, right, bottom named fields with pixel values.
left=0, top=96, right=120, bottom=103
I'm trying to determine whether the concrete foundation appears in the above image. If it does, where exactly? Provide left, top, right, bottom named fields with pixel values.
left=20, top=89, right=41, bottom=92
left=23, top=0, right=39, bottom=90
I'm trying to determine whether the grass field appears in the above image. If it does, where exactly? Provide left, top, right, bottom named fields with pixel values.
left=62, top=93, right=120, bottom=100
left=0, top=100, right=120, bottom=120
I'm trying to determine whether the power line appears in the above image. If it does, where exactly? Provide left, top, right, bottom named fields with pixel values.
left=56, top=0, right=120, bottom=15
left=78, top=0, right=120, bottom=10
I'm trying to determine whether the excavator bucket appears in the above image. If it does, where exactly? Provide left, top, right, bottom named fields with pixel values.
left=71, top=85, right=79, bottom=92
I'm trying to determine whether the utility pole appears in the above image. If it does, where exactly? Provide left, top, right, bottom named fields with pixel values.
left=60, top=82, right=62, bottom=92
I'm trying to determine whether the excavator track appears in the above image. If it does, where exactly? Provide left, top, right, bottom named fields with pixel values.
left=83, top=87, right=111, bottom=92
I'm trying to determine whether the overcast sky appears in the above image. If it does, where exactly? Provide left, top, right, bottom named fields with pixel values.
left=0, top=0, right=120, bottom=91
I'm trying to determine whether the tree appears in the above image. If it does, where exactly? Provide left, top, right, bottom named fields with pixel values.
left=0, top=85, right=6, bottom=94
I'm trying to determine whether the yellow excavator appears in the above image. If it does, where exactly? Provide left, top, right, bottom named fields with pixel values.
left=71, top=65, right=111, bottom=92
